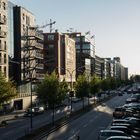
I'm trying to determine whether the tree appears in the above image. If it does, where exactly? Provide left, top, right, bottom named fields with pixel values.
left=90, top=76, right=101, bottom=103
left=74, top=74, right=89, bottom=109
left=110, top=77, right=117, bottom=90
left=36, top=72, right=68, bottom=124
left=0, top=72, right=17, bottom=108
left=58, top=79, right=69, bottom=105
left=37, top=72, right=59, bottom=108
left=101, top=78, right=110, bottom=91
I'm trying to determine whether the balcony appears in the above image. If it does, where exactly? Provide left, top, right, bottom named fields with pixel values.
left=0, top=30, right=7, bottom=38
left=36, top=63, right=44, bottom=69
left=36, top=73, right=44, bottom=79
left=35, top=43, right=43, bottom=49
left=0, top=17, right=6, bottom=25
left=0, top=45, right=6, bottom=52
left=35, top=32, right=43, bottom=40
left=36, top=53, right=43, bottom=59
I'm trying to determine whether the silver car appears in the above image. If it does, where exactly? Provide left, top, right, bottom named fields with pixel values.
left=98, top=129, right=132, bottom=140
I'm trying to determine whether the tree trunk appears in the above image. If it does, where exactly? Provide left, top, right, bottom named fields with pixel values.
left=52, top=104, right=55, bottom=125
left=83, top=97, right=84, bottom=110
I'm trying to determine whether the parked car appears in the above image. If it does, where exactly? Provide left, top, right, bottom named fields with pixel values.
left=33, top=106, right=44, bottom=115
left=112, top=117, right=140, bottom=128
left=113, top=107, right=126, bottom=119
left=126, top=94, right=140, bottom=103
left=98, top=129, right=133, bottom=140
left=105, top=136, right=134, bottom=140
left=110, top=126, right=140, bottom=137
left=118, top=92, right=123, bottom=96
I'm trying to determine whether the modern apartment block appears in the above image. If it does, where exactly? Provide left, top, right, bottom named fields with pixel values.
left=13, top=6, right=44, bottom=95
left=66, top=32, right=95, bottom=77
left=43, top=32, right=76, bottom=83
left=94, top=55, right=104, bottom=79
left=0, top=0, right=8, bottom=80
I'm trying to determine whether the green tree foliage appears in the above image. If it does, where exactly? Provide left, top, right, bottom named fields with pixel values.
left=58, top=79, right=69, bottom=104
left=37, top=72, right=68, bottom=108
left=90, top=76, right=101, bottom=96
left=101, top=78, right=110, bottom=91
left=74, top=74, right=89, bottom=99
left=0, top=72, right=17, bottom=107
left=110, top=77, right=117, bottom=90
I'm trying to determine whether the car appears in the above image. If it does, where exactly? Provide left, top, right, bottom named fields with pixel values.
left=112, top=117, right=140, bottom=128
left=110, top=126, right=140, bottom=137
left=98, top=129, right=133, bottom=140
left=126, top=94, right=140, bottom=103
left=105, top=136, right=134, bottom=140
left=118, top=92, right=123, bottom=96
left=33, top=106, right=44, bottom=115
left=113, top=107, right=126, bottom=119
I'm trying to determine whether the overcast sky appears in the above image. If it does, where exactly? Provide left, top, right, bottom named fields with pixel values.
left=10, top=0, right=140, bottom=75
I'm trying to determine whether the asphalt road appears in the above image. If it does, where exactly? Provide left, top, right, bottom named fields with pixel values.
left=0, top=93, right=130, bottom=140
left=45, top=93, right=130, bottom=140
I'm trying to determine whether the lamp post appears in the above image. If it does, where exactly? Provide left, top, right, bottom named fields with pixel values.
left=57, top=66, right=85, bottom=114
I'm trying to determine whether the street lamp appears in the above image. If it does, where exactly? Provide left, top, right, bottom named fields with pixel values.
left=57, top=66, right=85, bottom=113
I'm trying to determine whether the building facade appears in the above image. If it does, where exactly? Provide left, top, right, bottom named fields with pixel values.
left=13, top=6, right=44, bottom=95
left=66, top=32, right=95, bottom=78
left=43, top=32, right=76, bottom=84
left=0, top=0, right=8, bottom=80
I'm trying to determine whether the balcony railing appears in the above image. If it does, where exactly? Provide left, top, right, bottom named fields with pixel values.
left=0, top=44, right=6, bottom=51
left=36, top=53, right=43, bottom=59
left=0, top=30, right=7, bottom=38
left=0, top=17, right=6, bottom=24
left=35, top=32, right=43, bottom=40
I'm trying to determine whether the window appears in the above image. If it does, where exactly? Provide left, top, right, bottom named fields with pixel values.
left=4, top=54, right=6, bottom=63
left=4, top=41, right=6, bottom=50
left=0, top=53, right=2, bottom=63
left=3, top=15, right=6, bottom=23
left=48, top=35, right=54, bottom=41
left=4, top=66, right=6, bottom=77
left=26, top=16, right=30, bottom=25
left=3, top=2, right=6, bottom=10
left=23, top=13, right=25, bottom=20
left=0, top=40, right=1, bottom=49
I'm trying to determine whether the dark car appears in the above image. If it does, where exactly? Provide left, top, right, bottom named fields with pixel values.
left=113, top=107, right=126, bottom=119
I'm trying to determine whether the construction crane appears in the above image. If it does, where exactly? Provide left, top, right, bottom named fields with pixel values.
left=36, top=19, right=56, bottom=33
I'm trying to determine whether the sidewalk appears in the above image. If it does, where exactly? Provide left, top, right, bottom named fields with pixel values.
left=0, top=110, right=25, bottom=122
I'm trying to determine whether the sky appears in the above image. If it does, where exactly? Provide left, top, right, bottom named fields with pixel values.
left=9, top=0, right=140, bottom=75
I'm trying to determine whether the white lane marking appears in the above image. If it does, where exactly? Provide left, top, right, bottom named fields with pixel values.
left=83, top=124, right=88, bottom=128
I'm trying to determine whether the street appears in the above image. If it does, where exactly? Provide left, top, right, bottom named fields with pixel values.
left=0, top=93, right=130, bottom=140
left=46, top=93, right=130, bottom=140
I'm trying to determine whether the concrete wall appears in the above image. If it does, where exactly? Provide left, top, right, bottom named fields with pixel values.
left=13, top=95, right=37, bottom=110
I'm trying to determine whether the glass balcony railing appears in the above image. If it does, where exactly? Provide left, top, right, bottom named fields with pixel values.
left=0, top=17, right=6, bottom=24
left=0, top=30, right=7, bottom=38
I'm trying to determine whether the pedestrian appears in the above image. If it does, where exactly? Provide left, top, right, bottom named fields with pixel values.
left=77, top=135, right=80, bottom=140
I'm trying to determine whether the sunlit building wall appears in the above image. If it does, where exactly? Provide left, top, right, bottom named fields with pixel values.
left=0, top=0, right=8, bottom=80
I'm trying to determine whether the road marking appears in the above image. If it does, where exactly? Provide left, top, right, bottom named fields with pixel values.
left=83, top=124, right=88, bottom=128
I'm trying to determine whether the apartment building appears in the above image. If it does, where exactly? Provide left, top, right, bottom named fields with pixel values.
left=43, top=32, right=76, bottom=83
left=94, top=55, right=104, bottom=79
left=66, top=32, right=95, bottom=78
left=13, top=6, right=44, bottom=95
left=0, top=0, right=8, bottom=80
